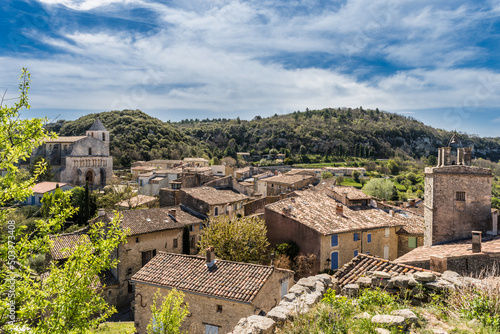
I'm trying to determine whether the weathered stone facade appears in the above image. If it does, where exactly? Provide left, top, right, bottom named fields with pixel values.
left=30, top=119, right=112, bottom=188
left=424, top=164, right=492, bottom=245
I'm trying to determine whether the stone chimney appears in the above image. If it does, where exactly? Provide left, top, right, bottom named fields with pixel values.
left=97, top=208, right=105, bottom=217
left=389, top=210, right=394, bottom=217
left=206, top=246, right=216, bottom=268
left=291, top=197, right=296, bottom=203
left=168, top=209, right=176, bottom=218
left=336, top=204, right=343, bottom=215
left=472, top=231, right=482, bottom=253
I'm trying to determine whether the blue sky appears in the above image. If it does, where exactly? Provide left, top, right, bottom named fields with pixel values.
left=1, top=0, right=500, bottom=137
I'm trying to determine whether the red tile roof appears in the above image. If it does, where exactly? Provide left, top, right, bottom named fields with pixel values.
left=181, top=187, right=249, bottom=205
left=262, top=174, right=316, bottom=185
left=31, top=182, right=71, bottom=194
left=93, top=207, right=202, bottom=236
left=49, top=229, right=91, bottom=260
left=45, top=136, right=86, bottom=143
left=334, top=253, right=441, bottom=287
left=395, top=236, right=500, bottom=264
left=132, top=252, right=291, bottom=303
left=330, top=186, right=372, bottom=200
left=266, top=191, right=405, bottom=235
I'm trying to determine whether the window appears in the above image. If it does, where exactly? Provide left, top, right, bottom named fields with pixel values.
left=127, top=268, right=132, bottom=276
left=141, top=249, right=156, bottom=266
left=189, top=225, right=194, bottom=232
left=190, top=236, right=196, bottom=248
left=173, top=238, right=178, bottom=248
left=128, top=281, right=134, bottom=293
left=234, top=204, right=238, bottom=211
left=383, top=245, right=389, bottom=260
left=408, top=237, right=417, bottom=249
left=331, top=234, right=338, bottom=247
left=456, top=191, right=466, bottom=201
left=216, top=305, right=223, bottom=313
left=385, top=228, right=390, bottom=237
left=330, top=252, right=339, bottom=270
left=205, top=324, right=219, bottom=334
left=102, top=133, right=106, bottom=141
left=367, top=234, right=372, bottom=243
left=136, top=237, right=140, bottom=243
left=281, top=279, right=288, bottom=298
left=354, top=250, right=358, bottom=257
left=88, top=147, right=92, bottom=155
left=214, top=207, right=219, bottom=216
left=353, top=233, right=359, bottom=241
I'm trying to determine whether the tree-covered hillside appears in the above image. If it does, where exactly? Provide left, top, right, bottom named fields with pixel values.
left=48, top=108, right=500, bottom=167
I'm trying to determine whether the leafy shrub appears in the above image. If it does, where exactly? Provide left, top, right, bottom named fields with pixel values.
left=357, top=288, right=396, bottom=312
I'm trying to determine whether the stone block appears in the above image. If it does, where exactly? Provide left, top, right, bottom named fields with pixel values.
left=342, top=283, right=360, bottom=297
left=315, top=281, right=326, bottom=294
left=297, top=277, right=318, bottom=290
left=283, top=293, right=297, bottom=302
left=391, top=309, right=419, bottom=325
left=315, top=273, right=332, bottom=285
left=288, top=284, right=311, bottom=296
left=375, top=329, right=391, bottom=334
left=414, top=272, right=436, bottom=282
left=372, top=271, right=392, bottom=279
left=304, top=292, right=323, bottom=306
left=354, top=312, right=371, bottom=320
left=371, top=315, right=406, bottom=327
left=356, top=276, right=372, bottom=288
left=392, top=275, right=411, bottom=289
left=267, top=306, right=291, bottom=323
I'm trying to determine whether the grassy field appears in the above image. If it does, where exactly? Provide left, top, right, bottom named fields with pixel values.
left=88, top=322, right=135, bottom=334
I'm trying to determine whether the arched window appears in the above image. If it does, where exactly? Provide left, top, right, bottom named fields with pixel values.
left=214, top=207, right=219, bottom=216
left=88, top=148, right=92, bottom=155
left=102, top=133, right=106, bottom=141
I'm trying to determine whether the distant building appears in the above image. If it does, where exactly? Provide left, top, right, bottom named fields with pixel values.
left=132, top=250, right=294, bottom=334
left=265, top=190, right=405, bottom=273
left=256, top=174, right=316, bottom=197
left=179, top=187, right=249, bottom=218
left=116, top=195, right=158, bottom=209
left=24, top=181, right=74, bottom=206
left=29, top=119, right=112, bottom=188
left=323, top=167, right=366, bottom=177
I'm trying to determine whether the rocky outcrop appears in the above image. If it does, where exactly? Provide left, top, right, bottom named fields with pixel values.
left=229, top=274, right=336, bottom=334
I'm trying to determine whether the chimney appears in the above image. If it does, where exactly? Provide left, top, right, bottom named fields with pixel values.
left=206, top=246, right=216, bottom=268
left=98, top=208, right=105, bottom=217
left=336, top=204, right=343, bottom=215
left=430, top=256, right=447, bottom=273
left=291, top=197, right=296, bottom=203
left=168, top=209, right=176, bottom=218
left=472, top=231, right=482, bottom=253
left=389, top=210, right=394, bottom=217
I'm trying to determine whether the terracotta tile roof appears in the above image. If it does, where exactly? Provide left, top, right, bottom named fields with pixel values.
left=131, top=166, right=157, bottom=172
left=31, top=182, right=71, bottom=194
left=331, top=186, right=372, bottom=200
left=395, top=236, right=500, bottom=264
left=45, top=136, right=87, bottom=143
left=116, top=195, right=157, bottom=208
left=266, top=191, right=405, bottom=235
left=334, top=253, right=441, bottom=288
left=181, top=187, right=249, bottom=205
left=49, top=229, right=91, bottom=260
left=235, top=167, right=252, bottom=173
left=314, top=178, right=337, bottom=191
left=262, top=174, right=316, bottom=185
left=131, top=252, right=291, bottom=303
left=147, top=159, right=183, bottom=164
left=395, top=211, right=424, bottom=235
left=93, top=206, right=202, bottom=236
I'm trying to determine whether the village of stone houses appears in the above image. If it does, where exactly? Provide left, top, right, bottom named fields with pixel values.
left=3, top=113, right=500, bottom=334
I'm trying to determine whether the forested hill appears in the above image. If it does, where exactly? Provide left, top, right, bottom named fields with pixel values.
left=48, top=108, right=500, bottom=167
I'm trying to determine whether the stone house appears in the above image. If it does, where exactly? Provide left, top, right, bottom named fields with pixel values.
left=265, top=190, right=405, bottom=273
left=183, top=157, right=209, bottom=167
left=137, top=169, right=183, bottom=196
left=131, top=166, right=156, bottom=179
left=179, top=187, right=249, bottom=218
left=23, top=181, right=74, bottom=206
left=131, top=250, right=294, bottom=334
left=325, top=186, right=371, bottom=207
left=425, top=142, right=493, bottom=245
left=257, top=174, right=316, bottom=197
left=211, top=164, right=235, bottom=177
left=116, top=195, right=158, bottom=209
left=91, top=206, right=203, bottom=309
left=28, top=119, right=113, bottom=189
left=140, top=159, right=183, bottom=169
left=47, top=230, right=120, bottom=306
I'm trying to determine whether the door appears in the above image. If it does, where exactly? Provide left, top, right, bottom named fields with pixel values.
left=383, top=245, right=389, bottom=260
left=331, top=252, right=339, bottom=270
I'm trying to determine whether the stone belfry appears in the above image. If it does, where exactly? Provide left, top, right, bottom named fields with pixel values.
left=424, top=134, right=492, bottom=245
left=86, top=118, right=110, bottom=155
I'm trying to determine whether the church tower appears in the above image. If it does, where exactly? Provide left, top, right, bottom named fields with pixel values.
left=86, top=118, right=110, bottom=155
left=424, top=134, right=492, bottom=245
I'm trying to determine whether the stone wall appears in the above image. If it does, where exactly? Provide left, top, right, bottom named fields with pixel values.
left=230, top=274, right=333, bottom=334
left=397, top=235, right=424, bottom=258
left=159, top=188, right=179, bottom=207
left=244, top=196, right=280, bottom=216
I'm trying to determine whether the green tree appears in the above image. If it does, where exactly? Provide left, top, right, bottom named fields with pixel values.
left=0, top=69, right=128, bottom=332
left=362, top=178, right=397, bottom=200
left=27, top=155, right=54, bottom=182
left=198, top=215, right=270, bottom=263
left=386, top=159, right=400, bottom=175
left=147, top=289, right=189, bottom=334
left=352, top=171, right=361, bottom=183
left=269, top=148, right=279, bottom=159
left=322, top=172, right=334, bottom=179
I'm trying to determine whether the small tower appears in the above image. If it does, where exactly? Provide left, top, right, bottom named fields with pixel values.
left=86, top=119, right=109, bottom=155
left=424, top=134, right=492, bottom=245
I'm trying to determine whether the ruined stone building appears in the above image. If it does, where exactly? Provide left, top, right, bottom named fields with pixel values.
left=29, top=119, right=113, bottom=188
left=424, top=136, right=494, bottom=245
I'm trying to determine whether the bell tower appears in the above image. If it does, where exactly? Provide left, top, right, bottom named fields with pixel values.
left=86, top=118, right=110, bottom=155
left=424, top=134, right=492, bottom=245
